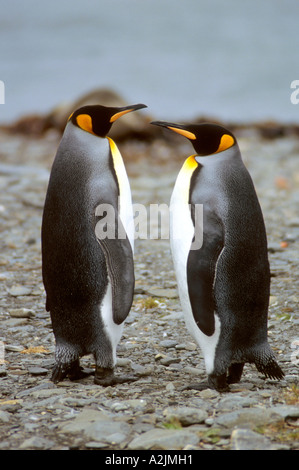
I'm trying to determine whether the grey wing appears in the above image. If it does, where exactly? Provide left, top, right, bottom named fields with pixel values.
left=187, top=209, right=224, bottom=336
left=95, top=212, right=135, bottom=325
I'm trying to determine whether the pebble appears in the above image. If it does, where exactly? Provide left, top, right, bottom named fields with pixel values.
left=127, top=428, right=200, bottom=450
left=214, top=408, right=282, bottom=429
left=230, top=429, right=285, bottom=450
left=145, top=287, right=178, bottom=299
left=8, top=286, right=32, bottom=297
left=8, top=308, right=35, bottom=318
left=163, top=406, right=208, bottom=426
left=0, top=130, right=298, bottom=450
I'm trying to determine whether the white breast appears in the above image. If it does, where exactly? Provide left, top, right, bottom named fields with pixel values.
left=107, top=137, right=134, bottom=252
left=170, top=156, right=221, bottom=374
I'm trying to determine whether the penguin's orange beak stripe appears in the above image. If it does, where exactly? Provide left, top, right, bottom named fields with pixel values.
left=168, top=127, right=196, bottom=140
left=110, top=109, right=134, bottom=123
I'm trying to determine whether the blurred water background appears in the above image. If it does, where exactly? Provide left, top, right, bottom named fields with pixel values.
left=0, top=0, right=299, bottom=124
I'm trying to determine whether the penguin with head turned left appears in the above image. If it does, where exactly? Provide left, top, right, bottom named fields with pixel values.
left=42, top=103, right=147, bottom=385
left=152, top=120, right=284, bottom=392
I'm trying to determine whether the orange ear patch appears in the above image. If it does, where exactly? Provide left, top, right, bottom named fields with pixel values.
left=76, top=114, right=95, bottom=134
left=216, top=134, right=235, bottom=153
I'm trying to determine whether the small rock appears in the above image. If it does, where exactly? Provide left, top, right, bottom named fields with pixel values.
left=8, top=286, right=32, bottom=296
left=215, top=408, right=282, bottom=429
left=128, top=428, right=200, bottom=450
left=110, top=402, right=129, bottom=412
left=0, top=410, right=10, bottom=423
left=125, top=399, right=147, bottom=410
left=27, top=366, right=48, bottom=376
left=84, top=420, right=131, bottom=445
left=165, top=383, right=175, bottom=395
left=184, top=366, right=203, bottom=376
left=146, top=287, right=178, bottom=298
left=19, top=436, right=55, bottom=450
left=176, top=342, right=197, bottom=351
left=8, top=308, right=34, bottom=318
left=217, top=395, right=258, bottom=411
left=160, top=340, right=177, bottom=349
left=231, top=428, right=286, bottom=450
left=271, top=405, right=299, bottom=419
left=160, top=356, right=180, bottom=366
left=116, top=357, right=131, bottom=367
left=5, top=344, right=24, bottom=352
left=163, top=406, right=208, bottom=426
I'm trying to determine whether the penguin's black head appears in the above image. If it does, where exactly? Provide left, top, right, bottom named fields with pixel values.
left=151, top=121, right=236, bottom=156
left=69, top=103, right=147, bottom=137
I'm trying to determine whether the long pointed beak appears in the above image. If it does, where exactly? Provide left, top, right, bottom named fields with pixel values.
left=110, top=103, right=147, bottom=122
left=151, top=121, right=196, bottom=140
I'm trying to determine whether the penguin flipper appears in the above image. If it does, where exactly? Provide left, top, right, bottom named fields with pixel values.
left=96, top=217, right=134, bottom=325
left=187, top=212, right=224, bottom=337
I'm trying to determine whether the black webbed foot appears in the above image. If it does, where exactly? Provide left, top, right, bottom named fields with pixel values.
left=51, top=359, right=93, bottom=384
left=227, top=362, right=244, bottom=384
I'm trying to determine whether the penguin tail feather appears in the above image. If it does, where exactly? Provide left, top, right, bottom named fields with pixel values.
left=252, top=345, right=284, bottom=380
left=255, top=358, right=285, bottom=380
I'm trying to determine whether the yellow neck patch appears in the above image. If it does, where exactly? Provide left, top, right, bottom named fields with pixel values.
left=215, top=134, right=235, bottom=154
left=181, top=155, right=198, bottom=172
left=176, top=155, right=198, bottom=204
left=107, top=137, right=127, bottom=194
left=76, top=114, right=95, bottom=135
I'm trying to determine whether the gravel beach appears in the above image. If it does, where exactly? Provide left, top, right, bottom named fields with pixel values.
left=0, top=121, right=298, bottom=451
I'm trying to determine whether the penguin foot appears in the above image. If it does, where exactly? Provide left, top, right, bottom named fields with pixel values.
left=208, top=373, right=230, bottom=392
left=227, top=363, right=244, bottom=384
left=51, top=360, right=93, bottom=384
left=68, top=367, right=94, bottom=381
left=51, top=364, right=68, bottom=384
left=94, top=367, right=139, bottom=386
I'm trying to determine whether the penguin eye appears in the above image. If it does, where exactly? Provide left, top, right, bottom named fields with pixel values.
left=215, top=134, right=235, bottom=154
left=76, top=114, right=95, bottom=135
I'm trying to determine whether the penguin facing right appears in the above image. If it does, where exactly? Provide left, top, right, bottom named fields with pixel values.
left=151, top=120, right=284, bottom=392
left=42, top=103, right=147, bottom=386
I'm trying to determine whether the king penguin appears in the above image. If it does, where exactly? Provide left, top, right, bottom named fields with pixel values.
left=42, top=103, right=147, bottom=385
left=151, top=120, right=284, bottom=391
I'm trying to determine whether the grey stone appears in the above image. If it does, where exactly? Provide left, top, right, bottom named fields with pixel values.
left=128, top=428, right=200, bottom=450
left=8, top=308, right=35, bottom=318
left=217, top=395, right=258, bottom=411
left=84, top=422, right=131, bottom=445
left=271, top=405, right=299, bottom=419
left=0, top=410, right=10, bottom=423
left=146, top=287, right=178, bottom=298
left=28, top=366, right=48, bottom=376
left=8, top=286, right=32, bottom=296
left=230, top=428, right=287, bottom=450
left=215, top=408, right=282, bottom=429
left=160, top=340, right=177, bottom=348
left=59, top=408, right=131, bottom=444
left=163, top=406, right=209, bottom=426
left=19, top=436, right=55, bottom=450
